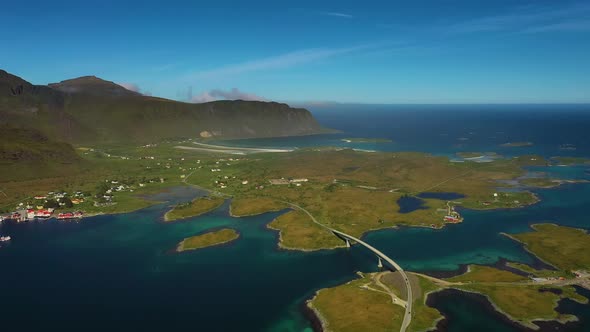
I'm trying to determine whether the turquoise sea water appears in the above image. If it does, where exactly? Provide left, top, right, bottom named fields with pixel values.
left=2, top=106, right=590, bottom=331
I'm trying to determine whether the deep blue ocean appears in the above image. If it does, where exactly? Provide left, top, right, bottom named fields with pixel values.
left=1, top=104, right=590, bottom=331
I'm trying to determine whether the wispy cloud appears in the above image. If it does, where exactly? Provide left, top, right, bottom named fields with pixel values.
left=191, top=88, right=266, bottom=103
left=446, top=2, right=590, bottom=34
left=186, top=44, right=379, bottom=80
left=324, top=12, right=353, bottom=19
left=522, top=19, right=590, bottom=33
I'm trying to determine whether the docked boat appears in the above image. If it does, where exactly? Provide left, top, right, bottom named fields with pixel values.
left=0, top=235, right=11, bottom=242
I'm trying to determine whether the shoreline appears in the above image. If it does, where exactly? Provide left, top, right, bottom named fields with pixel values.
left=427, top=288, right=578, bottom=332
left=500, top=227, right=560, bottom=270
left=446, top=287, right=578, bottom=330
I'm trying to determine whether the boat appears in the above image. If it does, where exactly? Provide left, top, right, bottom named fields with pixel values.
left=0, top=235, right=11, bottom=242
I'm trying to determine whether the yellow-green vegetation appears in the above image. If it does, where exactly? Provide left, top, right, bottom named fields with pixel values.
left=507, top=223, right=590, bottom=271
left=308, top=273, right=405, bottom=332
left=407, top=274, right=445, bottom=332
left=176, top=228, right=239, bottom=252
left=165, top=196, right=225, bottom=221
left=181, top=148, right=545, bottom=249
left=267, top=210, right=342, bottom=250
left=455, top=283, right=580, bottom=328
left=230, top=197, right=287, bottom=216
left=506, top=262, right=563, bottom=278
left=448, top=265, right=528, bottom=283
left=443, top=265, right=589, bottom=329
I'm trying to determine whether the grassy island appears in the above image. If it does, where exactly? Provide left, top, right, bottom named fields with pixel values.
left=341, top=138, right=393, bottom=143
left=165, top=196, right=225, bottom=221
left=501, top=141, right=533, bottom=147
left=551, top=156, right=590, bottom=165
left=506, top=223, right=590, bottom=271
left=176, top=228, right=239, bottom=252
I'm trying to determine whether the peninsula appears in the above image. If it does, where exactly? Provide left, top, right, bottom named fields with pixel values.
left=165, top=196, right=225, bottom=222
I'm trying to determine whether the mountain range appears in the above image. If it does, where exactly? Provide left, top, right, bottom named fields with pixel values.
left=0, top=69, right=328, bottom=179
left=0, top=69, right=325, bottom=144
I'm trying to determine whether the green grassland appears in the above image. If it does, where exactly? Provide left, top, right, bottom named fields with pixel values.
left=448, top=265, right=528, bottom=283
left=445, top=264, right=589, bottom=329
left=507, top=224, right=590, bottom=271
left=455, top=283, right=581, bottom=328
left=181, top=148, right=544, bottom=249
left=505, top=262, right=564, bottom=278
left=176, top=228, right=239, bottom=252
left=407, top=274, right=445, bottom=332
left=308, top=273, right=405, bottom=332
left=267, top=210, right=343, bottom=250
left=164, top=196, right=225, bottom=221
left=0, top=138, right=572, bottom=253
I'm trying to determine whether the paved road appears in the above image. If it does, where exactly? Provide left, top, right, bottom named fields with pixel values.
left=285, top=202, right=413, bottom=332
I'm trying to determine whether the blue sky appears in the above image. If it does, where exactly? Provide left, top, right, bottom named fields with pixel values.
left=1, top=0, right=589, bottom=103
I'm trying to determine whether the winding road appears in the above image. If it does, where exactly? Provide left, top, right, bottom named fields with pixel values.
left=284, top=202, right=413, bottom=332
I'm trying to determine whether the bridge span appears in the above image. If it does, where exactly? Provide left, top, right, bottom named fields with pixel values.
left=284, top=202, right=413, bottom=332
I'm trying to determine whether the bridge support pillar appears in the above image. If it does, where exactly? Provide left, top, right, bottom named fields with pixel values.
left=377, top=257, right=383, bottom=269
left=345, top=239, right=350, bottom=248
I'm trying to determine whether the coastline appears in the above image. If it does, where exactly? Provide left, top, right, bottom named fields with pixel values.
left=444, top=287, right=578, bottom=330
left=500, top=227, right=559, bottom=270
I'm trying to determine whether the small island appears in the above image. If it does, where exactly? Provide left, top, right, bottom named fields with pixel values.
left=520, top=177, right=561, bottom=188
left=164, top=196, right=225, bottom=221
left=456, top=152, right=498, bottom=159
left=341, top=138, right=393, bottom=143
left=501, top=141, right=533, bottom=147
left=175, top=228, right=239, bottom=252
left=550, top=156, right=590, bottom=166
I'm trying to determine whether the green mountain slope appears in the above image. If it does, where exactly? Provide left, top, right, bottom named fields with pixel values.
left=0, top=125, right=83, bottom=182
left=1, top=70, right=326, bottom=144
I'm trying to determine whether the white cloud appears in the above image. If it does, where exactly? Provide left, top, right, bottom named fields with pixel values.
left=325, top=12, right=353, bottom=19
left=186, top=44, right=377, bottom=80
left=191, top=88, right=266, bottom=103
left=446, top=2, right=590, bottom=34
